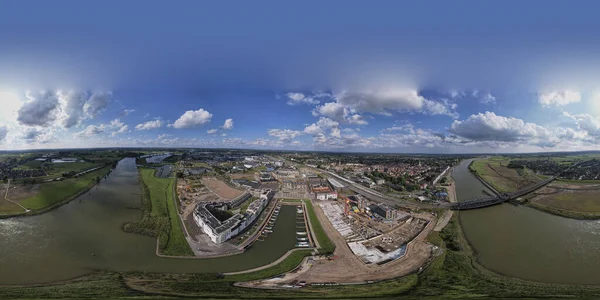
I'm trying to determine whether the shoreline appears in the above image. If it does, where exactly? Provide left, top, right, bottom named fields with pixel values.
left=468, top=159, right=600, bottom=221
left=0, top=166, right=113, bottom=219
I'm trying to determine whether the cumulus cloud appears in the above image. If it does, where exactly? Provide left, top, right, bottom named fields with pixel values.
left=285, top=92, right=321, bottom=105
left=0, top=126, right=7, bottom=143
left=135, top=120, right=163, bottom=131
left=221, top=118, right=234, bottom=130
left=56, top=91, right=112, bottom=128
left=563, top=112, right=600, bottom=137
left=20, top=128, right=55, bottom=144
left=17, top=91, right=59, bottom=127
left=304, top=117, right=341, bottom=138
left=207, top=129, right=218, bottom=134
left=313, top=102, right=368, bottom=125
left=267, top=129, right=303, bottom=142
left=449, top=111, right=552, bottom=144
left=169, top=108, right=212, bottom=129
left=539, top=90, right=581, bottom=106
left=75, top=124, right=106, bottom=138
left=310, top=89, right=457, bottom=122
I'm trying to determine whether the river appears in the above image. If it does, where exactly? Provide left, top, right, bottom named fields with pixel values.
left=0, top=158, right=297, bottom=285
left=453, top=159, right=600, bottom=285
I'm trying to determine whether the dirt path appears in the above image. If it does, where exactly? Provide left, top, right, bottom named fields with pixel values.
left=225, top=248, right=314, bottom=276
left=435, top=175, right=457, bottom=232
left=3, top=180, right=29, bottom=213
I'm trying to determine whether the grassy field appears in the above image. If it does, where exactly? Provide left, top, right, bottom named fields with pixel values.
left=470, top=158, right=541, bottom=193
left=12, top=160, right=44, bottom=170
left=43, top=162, right=101, bottom=175
left=19, top=166, right=112, bottom=211
left=226, top=249, right=314, bottom=282
left=528, top=187, right=600, bottom=219
left=304, top=200, right=335, bottom=254
left=137, top=168, right=193, bottom=256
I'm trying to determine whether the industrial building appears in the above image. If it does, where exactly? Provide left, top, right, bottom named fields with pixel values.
left=327, top=177, right=345, bottom=191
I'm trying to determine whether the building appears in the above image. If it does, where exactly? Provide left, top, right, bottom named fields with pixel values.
left=367, top=204, right=398, bottom=220
left=316, top=190, right=338, bottom=200
left=193, top=189, right=275, bottom=244
left=327, top=177, right=345, bottom=191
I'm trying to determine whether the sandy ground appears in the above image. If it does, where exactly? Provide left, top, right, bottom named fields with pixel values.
left=285, top=203, right=434, bottom=284
left=434, top=175, right=457, bottom=232
left=202, top=177, right=244, bottom=199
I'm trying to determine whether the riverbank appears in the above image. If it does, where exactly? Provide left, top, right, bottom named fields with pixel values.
left=525, top=201, right=600, bottom=220
left=122, top=167, right=194, bottom=257
left=469, top=160, right=600, bottom=220
left=0, top=166, right=113, bottom=219
left=4, top=213, right=600, bottom=299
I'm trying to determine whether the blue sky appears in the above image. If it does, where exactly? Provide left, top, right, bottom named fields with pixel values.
left=1, top=0, right=600, bottom=153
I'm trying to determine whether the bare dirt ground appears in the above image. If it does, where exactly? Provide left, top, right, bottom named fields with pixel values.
left=202, top=177, right=244, bottom=199
left=289, top=204, right=434, bottom=284
left=230, top=173, right=257, bottom=181
left=7, top=184, right=40, bottom=202
left=434, top=175, right=457, bottom=232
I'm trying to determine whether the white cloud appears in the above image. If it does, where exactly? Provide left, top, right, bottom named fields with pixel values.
left=169, top=108, right=212, bottom=129
left=449, top=111, right=553, bottom=145
left=563, top=112, right=600, bottom=137
left=111, top=125, right=129, bottom=137
left=539, top=90, right=581, bottom=106
left=207, top=129, right=218, bottom=134
left=285, top=92, right=322, bottom=105
left=75, top=124, right=106, bottom=138
left=135, top=120, right=163, bottom=131
left=221, top=118, right=234, bottom=130
left=310, top=89, right=457, bottom=122
left=83, top=92, right=111, bottom=117
left=17, top=91, right=60, bottom=127
left=480, top=93, right=496, bottom=105
left=304, top=117, right=341, bottom=137
left=331, top=127, right=341, bottom=138
left=121, top=109, right=135, bottom=116
left=110, top=119, right=124, bottom=128
left=267, top=129, right=303, bottom=142
left=313, top=102, right=369, bottom=125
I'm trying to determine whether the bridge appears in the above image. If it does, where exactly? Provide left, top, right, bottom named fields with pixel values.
left=448, top=177, right=556, bottom=210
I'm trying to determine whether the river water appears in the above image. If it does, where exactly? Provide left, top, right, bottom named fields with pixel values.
left=453, top=159, right=600, bottom=285
left=0, top=158, right=297, bottom=284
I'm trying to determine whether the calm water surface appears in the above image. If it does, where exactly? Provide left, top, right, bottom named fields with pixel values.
left=454, top=159, right=600, bottom=284
left=0, top=158, right=297, bottom=284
